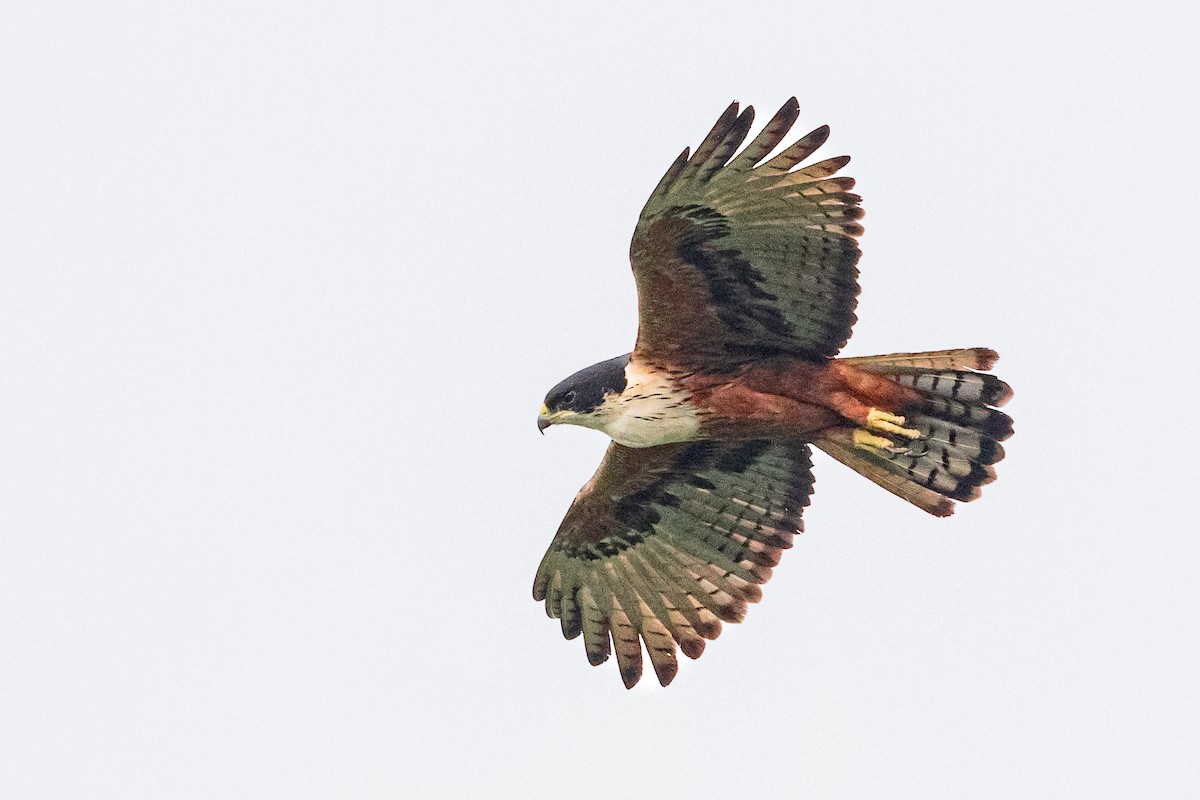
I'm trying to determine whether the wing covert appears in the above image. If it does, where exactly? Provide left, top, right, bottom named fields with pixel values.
left=533, top=439, right=814, bottom=688
left=630, top=98, right=863, bottom=368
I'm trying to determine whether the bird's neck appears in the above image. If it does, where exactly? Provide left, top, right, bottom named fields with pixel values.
left=598, top=361, right=702, bottom=448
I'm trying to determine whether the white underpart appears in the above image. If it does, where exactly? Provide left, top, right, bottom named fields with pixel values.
left=594, top=360, right=701, bottom=448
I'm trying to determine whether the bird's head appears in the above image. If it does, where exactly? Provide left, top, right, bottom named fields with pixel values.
left=538, top=353, right=631, bottom=434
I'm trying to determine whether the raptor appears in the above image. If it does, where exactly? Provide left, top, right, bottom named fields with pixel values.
left=535, top=98, right=1013, bottom=688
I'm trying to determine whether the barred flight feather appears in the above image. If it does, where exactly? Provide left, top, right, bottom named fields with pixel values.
left=602, top=559, right=644, bottom=633
left=533, top=440, right=813, bottom=686
left=559, top=589, right=581, bottom=640
left=757, top=126, right=832, bottom=175
left=578, top=585, right=609, bottom=666
left=632, top=97, right=862, bottom=365
left=635, top=543, right=721, bottom=641
left=676, top=103, right=743, bottom=188
left=842, top=348, right=999, bottom=371
left=631, top=563, right=707, bottom=658
left=619, top=556, right=685, bottom=665
left=646, top=148, right=691, bottom=206
left=769, top=158, right=853, bottom=186
left=726, top=98, right=799, bottom=172
left=696, top=107, right=756, bottom=185
left=607, top=596, right=643, bottom=689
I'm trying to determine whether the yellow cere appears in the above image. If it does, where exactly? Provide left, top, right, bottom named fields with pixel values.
left=539, top=404, right=549, bottom=416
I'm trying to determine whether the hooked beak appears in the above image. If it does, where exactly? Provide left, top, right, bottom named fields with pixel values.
left=537, top=404, right=551, bottom=434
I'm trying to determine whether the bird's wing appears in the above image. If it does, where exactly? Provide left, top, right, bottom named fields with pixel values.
left=630, top=98, right=862, bottom=368
left=533, top=438, right=814, bottom=688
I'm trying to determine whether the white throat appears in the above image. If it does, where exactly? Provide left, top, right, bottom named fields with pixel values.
left=595, top=360, right=701, bottom=448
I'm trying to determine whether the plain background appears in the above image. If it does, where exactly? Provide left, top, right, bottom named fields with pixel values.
left=2, top=2, right=1197, bottom=797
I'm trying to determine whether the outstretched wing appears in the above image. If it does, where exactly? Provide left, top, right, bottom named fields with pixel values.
left=631, top=98, right=863, bottom=368
left=533, top=439, right=814, bottom=688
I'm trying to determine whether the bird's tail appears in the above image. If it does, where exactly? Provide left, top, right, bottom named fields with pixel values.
left=813, top=348, right=1013, bottom=516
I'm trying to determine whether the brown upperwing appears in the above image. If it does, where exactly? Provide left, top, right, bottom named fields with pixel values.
left=533, top=439, right=814, bottom=688
left=629, top=98, right=864, bottom=371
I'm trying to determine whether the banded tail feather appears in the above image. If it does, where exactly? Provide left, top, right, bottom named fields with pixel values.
left=840, top=347, right=999, bottom=371
left=816, top=348, right=1013, bottom=516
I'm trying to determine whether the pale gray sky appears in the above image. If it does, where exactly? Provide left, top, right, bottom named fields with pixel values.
left=2, top=2, right=1197, bottom=797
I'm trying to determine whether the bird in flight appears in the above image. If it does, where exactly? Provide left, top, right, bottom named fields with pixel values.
left=535, top=98, right=1013, bottom=688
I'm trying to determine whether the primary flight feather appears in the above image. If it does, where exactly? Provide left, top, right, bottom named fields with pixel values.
left=535, top=98, right=1013, bottom=688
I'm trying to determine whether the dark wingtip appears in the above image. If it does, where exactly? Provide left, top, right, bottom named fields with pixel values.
left=714, top=601, right=747, bottom=624
left=679, top=637, right=705, bottom=660
left=770, top=98, right=801, bottom=137
left=975, top=348, right=1000, bottom=370
left=620, top=665, right=642, bottom=689
left=988, top=411, right=1015, bottom=441
left=932, top=498, right=956, bottom=517
left=977, top=437, right=1000, bottom=466
left=653, top=660, right=679, bottom=687
left=738, top=103, right=755, bottom=129
left=989, top=380, right=1014, bottom=408
left=949, top=483, right=983, bottom=503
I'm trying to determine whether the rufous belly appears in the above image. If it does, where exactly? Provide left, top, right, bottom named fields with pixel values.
left=684, top=357, right=921, bottom=440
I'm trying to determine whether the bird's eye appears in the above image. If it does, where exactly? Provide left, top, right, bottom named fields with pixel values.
left=563, top=390, right=577, bottom=405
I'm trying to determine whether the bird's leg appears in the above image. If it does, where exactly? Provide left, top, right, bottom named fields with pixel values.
left=851, top=409, right=922, bottom=454
left=864, top=408, right=920, bottom=440
left=852, top=429, right=895, bottom=451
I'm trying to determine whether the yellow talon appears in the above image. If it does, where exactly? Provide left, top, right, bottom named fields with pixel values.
left=865, top=408, right=921, bottom=440
left=853, top=429, right=895, bottom=451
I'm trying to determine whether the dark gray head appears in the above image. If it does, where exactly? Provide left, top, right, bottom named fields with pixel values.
left=538, top=353, right=631, bottom=432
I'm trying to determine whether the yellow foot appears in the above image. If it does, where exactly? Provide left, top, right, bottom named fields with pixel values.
left=865, top=408, right=920, bottom=440
left=853, top=429, right=895, bottom=451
